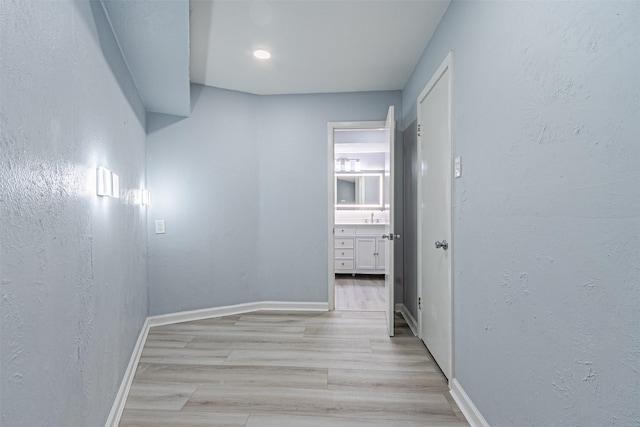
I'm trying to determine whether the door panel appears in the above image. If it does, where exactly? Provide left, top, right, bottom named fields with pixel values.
left=383, top=106, right=395, bottom=337
left=417, top=55, right=452, bottom=379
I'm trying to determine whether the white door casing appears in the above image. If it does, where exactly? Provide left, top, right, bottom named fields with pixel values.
left=327, top=119, right=387, bottom=312
left=417, top=52, right=453, bottom=380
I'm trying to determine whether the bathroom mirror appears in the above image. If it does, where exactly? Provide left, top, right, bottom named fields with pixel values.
left=335, top=173, right=383, bottom=209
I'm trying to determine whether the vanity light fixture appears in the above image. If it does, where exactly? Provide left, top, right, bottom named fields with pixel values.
left=253, top=49, right=271, bottom=60
left=96, top=167, right=120, bottom=198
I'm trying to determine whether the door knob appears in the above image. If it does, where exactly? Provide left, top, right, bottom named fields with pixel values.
left=435, top=240, right=448, bottom=250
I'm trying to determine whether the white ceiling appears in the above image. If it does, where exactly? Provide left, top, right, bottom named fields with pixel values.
left=102, top=0, right=449, bottom=116
left=190, top=0, right=451, bottom=95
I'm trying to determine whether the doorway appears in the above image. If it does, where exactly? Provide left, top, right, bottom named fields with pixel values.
left=327, top=107, right=397, bottom=336
left=417, top=52, right=453, bottom=380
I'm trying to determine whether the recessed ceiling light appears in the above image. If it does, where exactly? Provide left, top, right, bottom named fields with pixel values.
left=253, top=49, right=271, bottom=60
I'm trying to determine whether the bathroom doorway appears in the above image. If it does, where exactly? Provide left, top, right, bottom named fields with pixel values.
left=327, top=107, right=397, bottom=336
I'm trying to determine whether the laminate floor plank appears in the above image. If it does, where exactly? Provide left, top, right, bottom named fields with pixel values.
left=118, top=310, right=468, bottom=426
left=149, top=324, right=306, bottom=337
left=303, top=324, right=389, bottom=339
left=234, top=313, right=382, bottom=326
left=328, top=368, right=448, bottom=392
left=119, top=409, right=249, bottom=427
left=139, top=347, right=231, bottom=366
left=123, top=382, right=198, bottom=410
left=224, top=349, right=435, bottom=372
left=134, top=364, right=328, bottom=389
left=245, top=413, right=470, bottom=427
left=183, top=385, right=456, bottom=422
left=370, top=336, right=432, bottom=354
left=187, top=336, right=373, bottom=353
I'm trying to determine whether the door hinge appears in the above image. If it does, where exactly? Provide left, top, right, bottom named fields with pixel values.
left=418, top=297, right=422, bottom=309
left=417, top=124, right=422, bottom=137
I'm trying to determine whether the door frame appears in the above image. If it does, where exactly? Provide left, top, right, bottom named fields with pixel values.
left=416, top=51, right=455, bottom=381
left=327, top=120, right=386, bottom=311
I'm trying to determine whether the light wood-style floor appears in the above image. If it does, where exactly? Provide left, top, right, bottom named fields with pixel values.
left=119, top=310, right=468, bottom=427
left=335, top=274, right=386, bottom=311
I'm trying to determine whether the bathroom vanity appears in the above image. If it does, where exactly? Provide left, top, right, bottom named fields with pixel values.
left=334, top=223, right=386, bottom=274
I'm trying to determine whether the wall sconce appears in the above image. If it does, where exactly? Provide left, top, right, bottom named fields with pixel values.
left=335, top=158, right=361, bottom=173
left=96, top=167, right=119, bottom=198
left=141, top=189, right=151, bottom=205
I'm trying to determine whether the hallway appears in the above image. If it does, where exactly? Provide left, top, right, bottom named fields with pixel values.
left=119, top=311, right=468, bottom=426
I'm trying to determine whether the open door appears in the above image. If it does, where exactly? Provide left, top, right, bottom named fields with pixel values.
left=382, top=106, right=396, bottom=337
left=327, top=110, right=396, bottom=337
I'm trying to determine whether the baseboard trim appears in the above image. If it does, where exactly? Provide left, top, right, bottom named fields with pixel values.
left=450, top=378, right=490, bottom=427
left=397, top=303, right=418, bottom=336
left=105, top=318, right=150, bottom=427
left=147, top=301, right=329, bottom=327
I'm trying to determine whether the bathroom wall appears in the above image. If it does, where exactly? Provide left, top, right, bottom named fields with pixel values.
left=402, top=1, right=639, bottom=425
left=0, top=2, right=148, bottom=425
left=146, top=85, right=401, bottom=315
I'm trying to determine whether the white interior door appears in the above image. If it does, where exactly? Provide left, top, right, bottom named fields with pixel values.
left=417, top=53, right=452, bottom=379
left=383, top=106, right=395, bottom=337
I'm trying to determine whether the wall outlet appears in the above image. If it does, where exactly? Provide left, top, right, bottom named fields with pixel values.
left=454, top=156, right=462, bottom=178
left=155, top=220, right=166, bottom=234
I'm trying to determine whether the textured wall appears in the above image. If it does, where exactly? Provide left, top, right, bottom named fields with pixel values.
left=402, top=1, right=640, bottom=425
left=146, top=85, right=401, bottom=315
left=102, top=0, right=191, bottom=116
left=0, top=1, right=148, bottom=425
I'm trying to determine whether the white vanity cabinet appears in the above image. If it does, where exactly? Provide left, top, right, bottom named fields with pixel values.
left=334, top=224, right=386, bottom=274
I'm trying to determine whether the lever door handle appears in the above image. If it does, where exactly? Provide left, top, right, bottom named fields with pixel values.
left=382, top=233, right=401, bottom=241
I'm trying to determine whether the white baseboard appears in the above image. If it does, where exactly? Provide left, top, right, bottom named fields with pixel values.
left=105, top=301, right=328, bottom=426
left=450, top=378, right=490, bottom=427
left=147, top=301, right=328, bottom=327
left=397, top=303, right=418, bottom=336
left=105, top=318, right=150, bottom=427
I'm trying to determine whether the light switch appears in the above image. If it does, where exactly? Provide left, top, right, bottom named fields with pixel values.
left=155, top=220, right=166, bottom=234
left=454, top=157, right=462, bottom=178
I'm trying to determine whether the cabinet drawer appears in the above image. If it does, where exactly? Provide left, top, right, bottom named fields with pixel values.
left=334, top=238, right=354, bottom=249
left=335, top=259, right=354, bottom=270
left=335, top=226, right=355, bottom=236
left=334, top=249, right=354, bottom=259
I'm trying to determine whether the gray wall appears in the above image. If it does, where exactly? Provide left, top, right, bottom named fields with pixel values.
left=0, top=2, right=148, bottom=425
left=402, top=1, right=639, bottom=425
left=147, top=85, right=401, bottom=315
